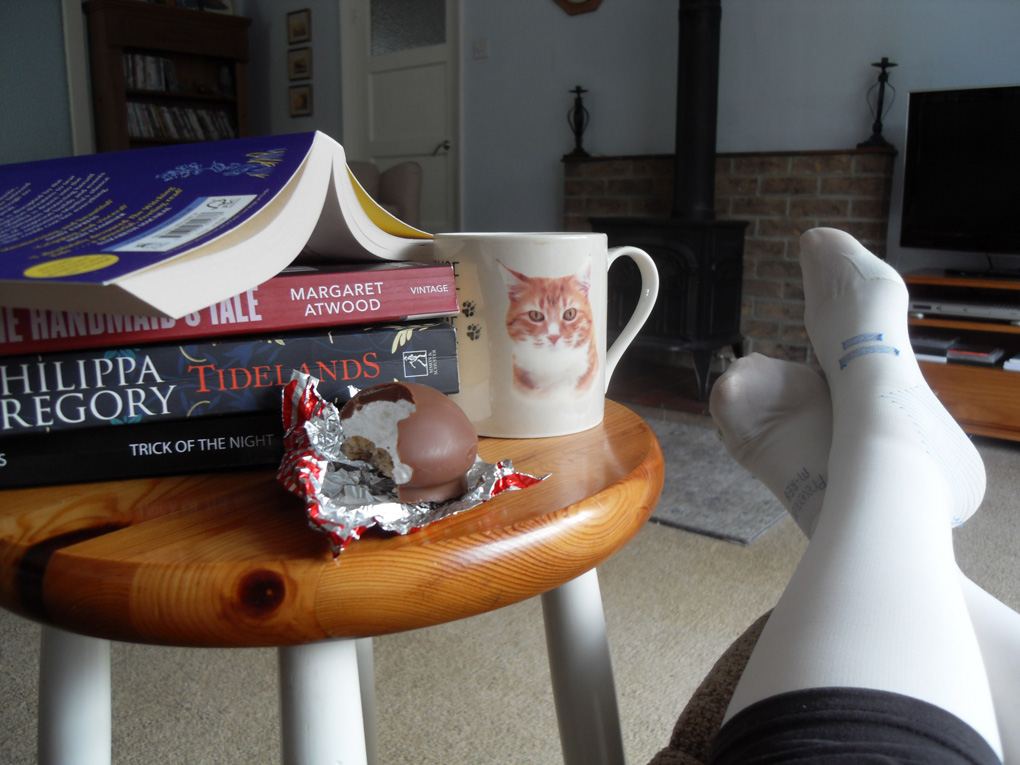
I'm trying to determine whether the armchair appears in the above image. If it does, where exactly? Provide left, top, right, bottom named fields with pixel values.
left=348, top=160, right=423, bottom=229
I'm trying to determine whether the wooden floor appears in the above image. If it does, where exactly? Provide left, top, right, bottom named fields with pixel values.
left=608, top=356, right=715, bottom=416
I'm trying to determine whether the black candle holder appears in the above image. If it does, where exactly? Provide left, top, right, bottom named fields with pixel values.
left=858, top=57, right=897, bottom=149
left=566, top=85, right=591, bottom=158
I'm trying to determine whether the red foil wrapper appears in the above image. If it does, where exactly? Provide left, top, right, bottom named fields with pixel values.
left=277, top=372, right=547, bottom=555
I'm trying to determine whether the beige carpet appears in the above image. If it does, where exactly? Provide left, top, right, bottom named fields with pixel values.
left=2, top=405, right=1018, bottom=765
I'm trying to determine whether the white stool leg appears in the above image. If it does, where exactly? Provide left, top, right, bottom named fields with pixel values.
left=38, top=625, right=112, bottom=765
left=355, top=637, right=378, bottom=765
left=541, top=568, right=625, bottom=765
left=278, top=639, right=367, bottom=765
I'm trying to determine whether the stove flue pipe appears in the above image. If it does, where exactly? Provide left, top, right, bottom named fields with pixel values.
left=672, top=0, right=722, bottom=221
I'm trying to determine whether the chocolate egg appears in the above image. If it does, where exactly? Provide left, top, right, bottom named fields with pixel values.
left=339, top=382, right=478, bottom=503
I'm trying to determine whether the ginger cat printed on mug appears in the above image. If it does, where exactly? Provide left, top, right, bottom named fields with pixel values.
left=498, top=260, right=598, bottom=397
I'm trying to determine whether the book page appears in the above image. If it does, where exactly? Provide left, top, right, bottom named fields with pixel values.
left=303, top=140, right=432, bottom=262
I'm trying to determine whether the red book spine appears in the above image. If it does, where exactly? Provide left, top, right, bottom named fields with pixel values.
left=0, top=263, right=457, bottom=356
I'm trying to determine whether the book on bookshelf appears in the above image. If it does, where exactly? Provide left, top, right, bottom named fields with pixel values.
left=0, top=412, right=283, bottom=489
left=123, top=53, right=179, bottom=92
left=0, top=261, right=457, bottom=356
left=0, top=320, right=457, bottom=435
left=0, top=131, right=432, bottom=319
left=127, top=103, right=237, bottom=142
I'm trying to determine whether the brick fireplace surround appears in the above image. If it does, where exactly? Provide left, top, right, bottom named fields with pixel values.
left=564, top=148, right=896, bottom=367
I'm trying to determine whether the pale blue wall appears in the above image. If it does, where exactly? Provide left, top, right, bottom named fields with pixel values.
left=460, top=0, right=679, bottom=233
left=245, top=0, right=343, bottom=140
left=0, top=1, right=73, bottom=164
left=7, top=0, right=1020, bottom=268
left=460, top=0, right=1020, bottom=263
left=0, top=0, right=342, bottom=164
left=716, top=0, right=1020, bottom=272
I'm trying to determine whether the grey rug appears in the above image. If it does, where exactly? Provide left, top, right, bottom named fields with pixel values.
left=647, top=418, right=785, bottom=545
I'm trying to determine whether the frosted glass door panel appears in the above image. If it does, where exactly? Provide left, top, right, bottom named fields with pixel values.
left=342, top=0, right=459, bottom=233
left=371, top=0, right=444, bottom=55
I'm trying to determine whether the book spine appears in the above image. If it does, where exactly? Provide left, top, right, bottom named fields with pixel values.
left=0, top=265, right=457, bottom=356
left=0, top=413, right=284, bottom=489
left=0, top=321, right=458, bottom=435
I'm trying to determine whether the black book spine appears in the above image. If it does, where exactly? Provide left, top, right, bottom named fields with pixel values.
left=0, top=412, right=284, bottom=489
left=0, top=321, right=458, bottom=436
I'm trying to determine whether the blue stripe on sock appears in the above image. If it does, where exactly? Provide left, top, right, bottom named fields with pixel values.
left=842, top=332, right=884, bottom=350
left=839, top=344, right=900, bottom=368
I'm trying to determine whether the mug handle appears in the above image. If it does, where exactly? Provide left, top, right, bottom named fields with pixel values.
left=604, top=246, right=659, bottom=392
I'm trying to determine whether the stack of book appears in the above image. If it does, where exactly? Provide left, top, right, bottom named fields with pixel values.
left=0, top=132, right=459, bottom=489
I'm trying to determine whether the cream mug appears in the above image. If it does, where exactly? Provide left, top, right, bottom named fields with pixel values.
left=434, top=232, right=658, bottom=438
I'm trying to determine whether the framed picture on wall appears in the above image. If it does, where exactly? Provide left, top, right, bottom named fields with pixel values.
left=287, top=9, right=311, bottom=44
left=289, top=84, right=313, bottom=117
left=288, top=47, right=312, bottom=81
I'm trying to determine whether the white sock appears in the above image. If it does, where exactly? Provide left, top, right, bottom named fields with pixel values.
left=710, top=353, right=831, bottom=537
left=800, top=227, right=985, bottom=524
left=710, top=352, right=981, bottom=533
left=961, top=575, right=1020, bottom=764
left=711, top=350, right=1019, bottom=760
left=722, top=228, right=1001, bottom=757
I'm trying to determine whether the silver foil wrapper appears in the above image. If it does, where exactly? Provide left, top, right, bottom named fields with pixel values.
left=277, top=371, right=547, bottom=555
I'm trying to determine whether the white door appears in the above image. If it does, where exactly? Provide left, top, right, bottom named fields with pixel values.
left=340, top=0, right=460, bottom=234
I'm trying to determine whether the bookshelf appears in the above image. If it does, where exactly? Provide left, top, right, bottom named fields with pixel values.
left=83, top=0, right=252, bottom=152
left=906, top=269, right=1020, bottom=441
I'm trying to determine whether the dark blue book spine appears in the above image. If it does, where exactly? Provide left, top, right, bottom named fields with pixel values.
left=0, top=321, right=457, bottom=435
left=0, top=413, right=284, bottom=488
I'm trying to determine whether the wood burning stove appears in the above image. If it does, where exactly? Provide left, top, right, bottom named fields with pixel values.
left=594, top=217, right=746, bottom=401
left=592, top=0, right=747, bottom=401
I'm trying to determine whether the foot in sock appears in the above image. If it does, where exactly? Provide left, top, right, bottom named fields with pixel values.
left=719, top=230, right=1001, bottom=755
left=798, top=227, right=985, bottom=524
left=712, top=356, right=1020, bottom=761
left=710, top=228, right=985, bottom=529
left=709, top=353, right=831, bottom=536
left=710, top=352, right=980, bottom=532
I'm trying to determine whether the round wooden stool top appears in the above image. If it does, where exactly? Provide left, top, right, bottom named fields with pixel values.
left=0, top=401, right=664, bottom=648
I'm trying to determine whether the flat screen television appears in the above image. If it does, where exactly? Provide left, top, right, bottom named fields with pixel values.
left=900, top=85, right=1020, bottom=270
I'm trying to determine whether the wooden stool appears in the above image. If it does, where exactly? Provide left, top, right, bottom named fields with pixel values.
left=0, top=400, right=664, bottom=765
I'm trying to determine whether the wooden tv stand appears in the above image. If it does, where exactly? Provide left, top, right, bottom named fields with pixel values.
left=905, top=269, right=1020, bottom=442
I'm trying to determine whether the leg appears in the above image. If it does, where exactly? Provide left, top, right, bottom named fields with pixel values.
left=712, top=352, right=1020, bottom=761
left=38, top=626, right=111, bottom=765
left=690, top=348, right=712, bottom=402
left=541, top=568, right=625, bottom=765
left=278, top=639, right=367, bottom=765
left=960, top=576, right=1020, bottom=763
left=710, top=352, right=833, bottom=536
left=719, top=229, right=1001, bottom=757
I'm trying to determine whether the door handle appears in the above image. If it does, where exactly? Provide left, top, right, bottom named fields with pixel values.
left=432, top=140, right=451, bottom=155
